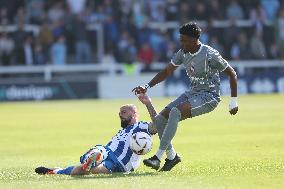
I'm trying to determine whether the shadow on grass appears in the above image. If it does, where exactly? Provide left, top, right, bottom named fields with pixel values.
left=69, top=171, right=158, bottom=180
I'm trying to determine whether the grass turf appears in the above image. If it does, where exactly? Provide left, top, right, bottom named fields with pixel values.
left=0, top=94, right=283, bottom=189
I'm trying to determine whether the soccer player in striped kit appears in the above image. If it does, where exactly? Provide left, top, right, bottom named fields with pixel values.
left=132, top=22, right=239, bottom=171
left=35, top=104, right=157, bottom=175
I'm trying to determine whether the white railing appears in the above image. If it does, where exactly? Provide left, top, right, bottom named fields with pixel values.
left=0, top=60, right=283, bottom=81
left=0, top=63, right=122, bottom=81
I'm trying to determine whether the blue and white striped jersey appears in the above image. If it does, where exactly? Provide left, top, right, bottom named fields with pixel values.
left=106, top=121, right=150, bottom=172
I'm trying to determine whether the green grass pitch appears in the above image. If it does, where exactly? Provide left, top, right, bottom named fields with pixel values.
left=0, top=94, right=283, bottom=189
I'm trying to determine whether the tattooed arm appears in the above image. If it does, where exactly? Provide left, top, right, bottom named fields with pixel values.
left=137, top=94, right=158, bottom=135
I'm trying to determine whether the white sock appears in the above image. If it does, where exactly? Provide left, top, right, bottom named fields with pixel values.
left=155, top=149, right=165, bottom=160
left=166, top=148, right=176, bottom=160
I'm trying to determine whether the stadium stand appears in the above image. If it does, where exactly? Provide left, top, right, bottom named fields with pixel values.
left=0, top=0, right=284, bottom=101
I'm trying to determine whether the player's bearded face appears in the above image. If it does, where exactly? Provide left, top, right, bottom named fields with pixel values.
left=120, top=115, right=132, bottom=128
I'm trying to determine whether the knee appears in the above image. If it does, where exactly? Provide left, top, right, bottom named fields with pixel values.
left=169, top=107, right=181, bottom=119
left=70, top=166, right=86, bottom=176
left=154, top=114, right=167, bottom=129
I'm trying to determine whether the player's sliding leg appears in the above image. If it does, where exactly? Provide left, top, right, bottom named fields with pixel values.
left=90, top=164, right=110, bottom=174
left=71, top=164, right=110, bottom=175
left=35, top=164, right=109, bottom=176
left=35, top=166, right=90, bottom=175
left=82, top=150, right=103, bottom=171
left=35, top=166, right=75, bottom=175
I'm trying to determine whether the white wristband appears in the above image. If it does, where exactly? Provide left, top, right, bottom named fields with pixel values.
left=144, top=84, right=150, bottom=90
left=229, top=97, right=238, bottom=111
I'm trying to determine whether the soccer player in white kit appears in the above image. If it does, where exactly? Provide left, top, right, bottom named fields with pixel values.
left=133, top=22, right=239, bottom=171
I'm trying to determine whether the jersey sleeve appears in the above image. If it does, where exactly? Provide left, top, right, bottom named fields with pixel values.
left=170, top=49, right=183, bottom=66
left=208, top=49, right=228, bottom=72
left=133, top=121, right=151, bottom=135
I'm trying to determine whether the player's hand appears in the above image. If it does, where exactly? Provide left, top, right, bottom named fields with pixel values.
left=132, top=84, right=150, bottom=95
left=137, top=93, right=151, bottom=105
left=229, top=97, right=238, bottom=115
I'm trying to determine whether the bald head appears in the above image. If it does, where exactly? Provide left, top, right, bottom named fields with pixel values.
left=121, top=104, right=138, bottom=114
left=119, top=104, right=139, bottom=128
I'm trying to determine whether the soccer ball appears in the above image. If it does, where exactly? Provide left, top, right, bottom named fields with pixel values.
left=129, top=132, right=152, bottom=155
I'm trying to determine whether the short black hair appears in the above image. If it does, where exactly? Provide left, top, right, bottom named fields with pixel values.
left=179, top=22, right=201, bottom=39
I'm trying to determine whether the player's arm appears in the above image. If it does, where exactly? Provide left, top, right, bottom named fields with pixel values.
left=137, top=93, right=157, bottom=122
left=223, top=65, right=238, bottom=115
left=132, top=63, right=178, bottom=94
left=137, top=93, right=158, bottom=135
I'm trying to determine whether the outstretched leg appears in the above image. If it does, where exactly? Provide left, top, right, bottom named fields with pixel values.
left=35, top=164, right=109, bottom=176
left=35, top=166, right=76, bottom=175
left=144, top=102, right=191, bottom=171
left=154, top=109, right=177, bottom=160
left=159, top=102, right=191, bottom=151
left=71, top=164, right=110, bottom=175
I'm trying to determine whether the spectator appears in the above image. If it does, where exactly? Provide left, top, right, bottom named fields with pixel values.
left=116, top=34, right=137, bottom=64
left=103, top=16, right=119, bottom=46
left=230, top=32, right=250, bottom=60
left=149, top=30, right=164, bottom=56
left=13, top=21, right=30, bottom=64
left=250, top=3, right=267, bottom=33
left=34, top=41, right=45, bottom=65
left=127, top=38, right=138, bottom=64
left=0, top=7, right=10, bottom=25
left=72, top=14, right=92, bottom=63
left=102, top=46, right=116, bottom=65
left=179, top=1, right=191, bottom=23
left=132, top=1, right=147, bottom=29
left=209, top=0, right=224, bottom=20
left=14, top=7, right=28, bottom=25
left=226, top=0, right=244, bottom=20
left=47, top=2, right=65, bottom=23
left=165, top=0, right=179, bottom=21
left=138, top=42, right=154, bottom=71
left=192, top=2, right=208, bottom=20
left=25, top=0, right=45, bottom=24
left=66, top=0, right=86, bottom=15
left=209, top=36, right=224, bottom=56
left=116, top=31, right=132, bottom=63
left=147, top=0, right=166, bottom=22
left=164, top=41, right=177, bottom=62
left=237, top=32, right=251, bottom=60
left=200, top=26, right=209, bottom=44
left=0, top=32, right=15, bottom=66
left=23, top=35, right=34, bottom=65
left=51, top=35, right=66, bottom=65
left=274, top=7, right=284, bottom=59
left=223, top=19, right=241, bottom=57
left=268, top=42, right=280, bottom=59
left=261, top=0, right=280, bottom=21
left=250, top=30, right=267, bottom=59
left=51, top=19, right=65, bottom=39
left=89, top=5, right=106, bottom=23
left=1, top=0, right=284, bottom=66
left=37, top=21, right=53, bottom=64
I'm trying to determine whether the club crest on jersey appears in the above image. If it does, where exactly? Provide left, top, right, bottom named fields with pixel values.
left=189, top=65, right=195, bottom=74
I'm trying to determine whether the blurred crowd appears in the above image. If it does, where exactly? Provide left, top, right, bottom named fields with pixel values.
left=0, top=0, right=284, bottom=67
